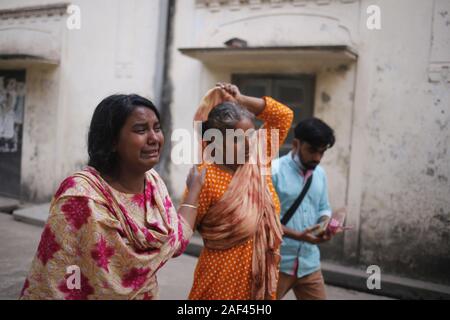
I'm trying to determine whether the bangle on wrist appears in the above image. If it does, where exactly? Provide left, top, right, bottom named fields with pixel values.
left=180, top=203, right=198, bottom=210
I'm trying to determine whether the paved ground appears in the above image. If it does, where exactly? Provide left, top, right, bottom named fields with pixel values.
left=0, top=212, right=391, bottom=300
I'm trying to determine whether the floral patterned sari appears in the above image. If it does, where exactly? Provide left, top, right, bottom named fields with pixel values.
left=20, top=167, right=192, bottom=300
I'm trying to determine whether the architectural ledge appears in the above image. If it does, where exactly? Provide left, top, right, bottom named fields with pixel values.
left=179, top=45, right=357, bottom=68
left=0, top=3, right=69, bottom=20
left=0, top=54, right=59, bottom=66
left=0, top=4, right=68, bottom=65
left=195, top=0, right=358, bottom=11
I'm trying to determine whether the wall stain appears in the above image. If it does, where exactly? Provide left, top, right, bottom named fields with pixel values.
left=321, top=92, right=331, bottom=103
left=336, top=64, right=349, bottom=74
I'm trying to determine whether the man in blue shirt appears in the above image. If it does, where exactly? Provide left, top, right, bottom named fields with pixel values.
left=272, top=118, right=338, bottom=300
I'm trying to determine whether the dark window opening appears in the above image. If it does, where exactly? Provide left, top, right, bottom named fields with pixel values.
left=232, top=74, right=315, bottom=156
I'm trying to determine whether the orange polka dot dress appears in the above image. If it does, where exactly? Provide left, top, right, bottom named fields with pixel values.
left=188, top=97, right=293, bottom=300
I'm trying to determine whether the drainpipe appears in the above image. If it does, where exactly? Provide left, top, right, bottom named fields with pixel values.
left=154, top=0, right=175, bottom=195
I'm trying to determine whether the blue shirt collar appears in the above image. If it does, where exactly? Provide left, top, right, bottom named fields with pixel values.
left=287, top=151, right=314, bottom=176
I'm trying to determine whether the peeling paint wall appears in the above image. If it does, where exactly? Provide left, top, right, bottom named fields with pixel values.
left=356, top=0, right=450, bottom=284
left=169, top=0, right=450, bottom=284
left=1, top=0, right=448, bottom=285
left=0, top=0, right=164, bottom=202
left=314, top=63, right=356, bottom=261
left=169, top=0, right=360, bottom=200
left=20, top=66, right=60, bottom=202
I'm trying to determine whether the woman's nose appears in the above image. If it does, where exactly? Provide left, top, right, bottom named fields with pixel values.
left=147, top=129, right=159, bottom=143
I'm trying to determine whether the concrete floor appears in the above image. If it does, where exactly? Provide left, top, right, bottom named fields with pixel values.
left=0, top=212, right=391, bottom=300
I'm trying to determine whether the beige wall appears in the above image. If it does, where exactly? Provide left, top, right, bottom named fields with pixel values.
left=354, top=0, right=450, bottom=283
left=168, top=0, right=450, bottom=284
left=1, top=0, right=448, bottom=284
left=0, top=0, right=164, bottom=201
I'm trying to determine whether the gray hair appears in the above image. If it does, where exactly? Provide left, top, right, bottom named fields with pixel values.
left=202, top=102, right=255, bottom=135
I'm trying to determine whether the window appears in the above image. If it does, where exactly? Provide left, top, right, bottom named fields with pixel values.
left=232, top=74, right=315, bottom=156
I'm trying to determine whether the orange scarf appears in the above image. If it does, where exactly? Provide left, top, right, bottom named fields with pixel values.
left=195, top=89, right=283, bottom=299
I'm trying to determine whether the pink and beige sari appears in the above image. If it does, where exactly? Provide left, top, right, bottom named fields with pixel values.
left=20, top=167, right=192, bottom=300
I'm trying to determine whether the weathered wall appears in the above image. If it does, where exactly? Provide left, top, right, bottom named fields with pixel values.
left=1, top=0, right=448, bottom=284
left=169, top=0, right=450, bottom=284
left=0, top=3, right=66, bottom=201
left=355, top=0, right=450, bottom=284
left=20, top=66, right=61, bottom=201
left=169, top=0, right=359, bottom=202
left=0, top=0, right=164, bottom=201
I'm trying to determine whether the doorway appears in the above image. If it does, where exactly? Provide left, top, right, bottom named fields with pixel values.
left=0, top=69, right=26, bottom=198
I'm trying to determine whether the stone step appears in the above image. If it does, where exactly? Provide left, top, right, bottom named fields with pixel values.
left=183, top=235, right=450, bottom=300
left=11, top=202, right=450, bottom=300
left=13, top=203, right=50, bottom=227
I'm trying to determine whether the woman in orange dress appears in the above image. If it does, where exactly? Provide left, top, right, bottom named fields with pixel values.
left=187, top=83, right=293, bottom=300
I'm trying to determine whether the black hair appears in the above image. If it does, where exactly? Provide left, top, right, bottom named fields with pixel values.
left=87, top=94, right=160, bottom=175
left=294, top=117, right=335, bottom=149
left=201, top=102, right=255, bottom=136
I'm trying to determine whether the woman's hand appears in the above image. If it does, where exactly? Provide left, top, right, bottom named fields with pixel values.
left=216, top=82, right=242, bottom=103
left=216, top=82, right=265, bottom=116
left=180, top=166, right=206, bottom=230
left=186, top=165, right=206, bottom=196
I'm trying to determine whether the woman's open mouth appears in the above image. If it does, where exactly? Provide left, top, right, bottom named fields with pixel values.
left=141, top=148, right=160, bottom=159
